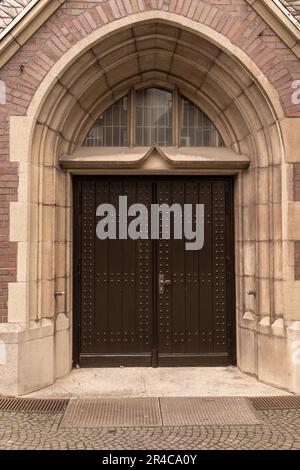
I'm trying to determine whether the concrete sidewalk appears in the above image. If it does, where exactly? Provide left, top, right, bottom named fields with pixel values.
left=23, top=366, right=290, bottom=398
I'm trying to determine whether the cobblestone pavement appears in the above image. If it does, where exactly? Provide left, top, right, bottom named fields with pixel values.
left=0, top=408, right=300, bottom=449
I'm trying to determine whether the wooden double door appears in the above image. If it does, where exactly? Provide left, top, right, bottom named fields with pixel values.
left=73, top=176, right=235, bottom=367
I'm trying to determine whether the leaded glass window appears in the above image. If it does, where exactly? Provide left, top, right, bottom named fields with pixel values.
left=135, top=88, right=173, bottom=146
left=83, top=88, right=224, bottom=147
left=181, top=96, right=224, bottom=147
left=84, top=96, right=128, bottom=146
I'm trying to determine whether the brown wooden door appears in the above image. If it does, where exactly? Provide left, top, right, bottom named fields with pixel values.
left=73, top=176, right=235, bottom=367
left=156, top=180, right=233, bottom=366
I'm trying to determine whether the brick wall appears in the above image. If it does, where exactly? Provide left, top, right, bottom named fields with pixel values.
left=0, top=159, right=18, bottom=323
left=0, top=0, right=300, bottom=321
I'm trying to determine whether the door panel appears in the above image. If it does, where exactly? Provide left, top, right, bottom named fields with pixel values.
left=73, top=176, right=235, bottom=367
left=78, top=178, right=154, bottom=366
left=156, top=180, right=229, bottom=366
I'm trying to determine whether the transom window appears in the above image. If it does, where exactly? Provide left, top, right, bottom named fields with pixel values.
left=84, top=88, right=224, bottom=147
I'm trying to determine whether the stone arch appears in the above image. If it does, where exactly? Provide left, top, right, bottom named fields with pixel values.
left=15, top=11, right=288, bottom=387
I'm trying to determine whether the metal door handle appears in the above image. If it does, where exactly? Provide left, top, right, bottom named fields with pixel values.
left=159, top=274, right=171, bottom=294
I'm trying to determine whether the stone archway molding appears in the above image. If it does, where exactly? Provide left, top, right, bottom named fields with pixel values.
left=26, top=11, right=285, bottom=122
left=5, top=10, right=300, bottom=395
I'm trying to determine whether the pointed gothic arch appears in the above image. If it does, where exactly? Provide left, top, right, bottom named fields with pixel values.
left=8, top=11, right=298, bottom=394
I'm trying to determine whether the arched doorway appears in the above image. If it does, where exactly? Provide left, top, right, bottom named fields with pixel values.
left=72, top=86, right=235, bottom=367
left=12, top=11, right=288, bottom=392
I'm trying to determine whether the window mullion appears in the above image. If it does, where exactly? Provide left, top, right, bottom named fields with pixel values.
left=129, top=89, right=135, bottom=147
left=173, top=88, right=179, bottom=147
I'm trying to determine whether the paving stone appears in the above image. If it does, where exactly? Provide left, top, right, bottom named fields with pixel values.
left=0, top=407, right=299, bottom=449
